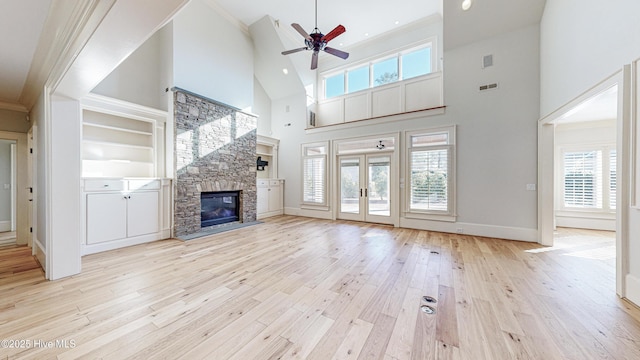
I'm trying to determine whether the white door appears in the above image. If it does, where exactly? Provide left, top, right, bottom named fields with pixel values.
left=86, top=193, right=127, bottom=244
left=338, top=154, right=392, bottom=224
left=127, top=191, right=159, bottom=237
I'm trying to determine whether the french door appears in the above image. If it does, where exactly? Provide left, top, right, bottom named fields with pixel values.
left=338, top=154, right=392, bottom=224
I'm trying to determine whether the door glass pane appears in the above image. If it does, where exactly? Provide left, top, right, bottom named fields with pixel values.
left=368, top=157, right=390, bottom=216
left=340, top=158, right=360, bottom=214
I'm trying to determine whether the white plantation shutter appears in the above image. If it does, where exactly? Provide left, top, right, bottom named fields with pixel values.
left=562, top=148, right=615, bottom=212
left=410, top=147, right=449, bottom=212
left=303, top=156, right=325, bottom=204
left=563, top=151, right=600, bottom=208
left=609, top=150, right=616, bottom=209
left=302, top=142, right=328, bottom=206
left=406, top=127, right=455, bottom=216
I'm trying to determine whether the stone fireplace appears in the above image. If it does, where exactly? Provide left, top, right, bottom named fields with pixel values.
left=173, top=88, right=257, bottom=237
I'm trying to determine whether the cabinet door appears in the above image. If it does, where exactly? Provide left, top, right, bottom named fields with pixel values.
left=86, top=193, right=127, bottom=244
left=268, top=183, right=282, bottom=212
left=127, top=191, right=160, bottom=238
left=257, top=186, right=269, bottom=214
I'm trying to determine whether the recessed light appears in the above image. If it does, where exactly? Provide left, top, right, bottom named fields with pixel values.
left=339, top=43, right=343, bottom=46
left=394, top=20, right=400, bottom=25
left=282, top=68, right=288, bottom=75
left=364, top=33, right=369, bottom=36
left=462, top=0, right=472, bottom=11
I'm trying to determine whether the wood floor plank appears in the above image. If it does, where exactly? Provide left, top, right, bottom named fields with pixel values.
left=0, top=217, right=637, bottom=359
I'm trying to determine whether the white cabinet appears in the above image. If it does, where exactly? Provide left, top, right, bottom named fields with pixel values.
left=86, top=193, right=128, bottom=244
left=82, top=178, right=171, bottom=254
left=257, top=179, right=284, bottom=219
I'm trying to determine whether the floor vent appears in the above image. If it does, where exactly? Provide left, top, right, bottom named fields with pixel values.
left=420, top=305, right=436, bottom=314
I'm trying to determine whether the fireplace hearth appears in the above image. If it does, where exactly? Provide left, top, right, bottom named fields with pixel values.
left=201, top=191, right=240, bottom=227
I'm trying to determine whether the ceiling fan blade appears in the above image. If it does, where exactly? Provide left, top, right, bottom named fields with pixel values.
left=324, top=47, right=349, bottom=60
left=291, top=23, right=312, bottom=41
left=321, top=25, right=346, bottom=43
left=311, top=51, right=319, bottom=70
left=281, top=47, right=308, bottom=55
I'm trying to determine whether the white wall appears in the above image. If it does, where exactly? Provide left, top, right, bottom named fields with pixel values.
left=540, top=0, right=640, bottom=306
left=0, top=140, right=12, bottom=225
left=0, top=109, right=30, bottom=133
left=540, top=0, right=640, bottom=116
left=253, top=77, right=272, bottom=136
left=91, top=24, right=173, bottom=111
left=32, top=93, right=46, bottom=254
left=49, top=95, right=82, bottom=279
left=172, top=0, right=254, bottom=110
left=273, top=24, right=540, bottom=241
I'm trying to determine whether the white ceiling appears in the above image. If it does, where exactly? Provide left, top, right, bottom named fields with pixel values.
left=0, top=0, right=51, bottom=106
left=556, top=85, right=618, bottom=124
left=0, top=0, right=550, bottom=112
left=213, top=0, right=442, bottom=49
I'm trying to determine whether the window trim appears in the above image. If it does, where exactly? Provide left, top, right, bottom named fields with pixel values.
left=301, top=141, right=330, bottom=209
left=321, top=39, right=437, bottom=100
left=404, top=126, right=456, bottom=221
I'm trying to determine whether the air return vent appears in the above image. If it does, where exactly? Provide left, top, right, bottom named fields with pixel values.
left=482, top=54, right=493, bottom=68
left=479, top=83, right=498, bottom=91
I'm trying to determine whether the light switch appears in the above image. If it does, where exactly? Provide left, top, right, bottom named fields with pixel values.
left=526, top=184, right=536, bottom=191
left=3, top=184, right=9, bottom=190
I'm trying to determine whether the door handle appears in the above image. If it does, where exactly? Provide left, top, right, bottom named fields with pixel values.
left=365, top=188, right=368, bottom=197
left=360, top=188, right=363, bottom=197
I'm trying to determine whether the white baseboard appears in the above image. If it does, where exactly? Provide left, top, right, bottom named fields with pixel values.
left=34, top=238, right=46, bottom=274
left=284, top=207, right=333, bottom=220
left=257, top=210, right=284, bottom=220
left=556, top=216, right=615, bottom=231
left=400, top=218, right=538, bottom=242
left=0, top=238, right=15, bottom=247
left=283, top=207, right=537, bottom=242
left=625, top=274, right=640, bottom=307
left=0, top=220, right=10, bottom=232
left=81, top=232, right=170, bottom=255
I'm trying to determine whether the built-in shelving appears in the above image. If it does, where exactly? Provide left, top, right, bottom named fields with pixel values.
left=80, top=94, right=168, bottom=178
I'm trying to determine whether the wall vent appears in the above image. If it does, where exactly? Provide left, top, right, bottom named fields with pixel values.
left=479, top=83, right=498, bottom=91
left=309, top=110, right=316, bottom=127
left=482, top=54, right=493, bottom=68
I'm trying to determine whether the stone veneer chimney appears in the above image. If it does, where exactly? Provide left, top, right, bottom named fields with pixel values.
left=173, top=88, right=258, bottom=237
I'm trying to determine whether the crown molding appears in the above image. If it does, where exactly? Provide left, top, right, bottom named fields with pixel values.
left=202, top=0, right=250, bottom=37
left=0, top=101, right=28, bottom=113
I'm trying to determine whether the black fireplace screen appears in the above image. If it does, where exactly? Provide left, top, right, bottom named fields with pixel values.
left=201, top=191, right=240, bottom=227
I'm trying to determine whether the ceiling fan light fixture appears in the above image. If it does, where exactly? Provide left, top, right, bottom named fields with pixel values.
left=462, top=0, right=473, bottom=11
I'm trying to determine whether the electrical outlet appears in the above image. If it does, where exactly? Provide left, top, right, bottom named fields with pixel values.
left=456, top=228, right=464, bottom=234
left=3, top=184, right=9, bottom=190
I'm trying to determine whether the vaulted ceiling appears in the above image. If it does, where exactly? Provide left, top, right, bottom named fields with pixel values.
left=0, top=0, right=549, bottom=114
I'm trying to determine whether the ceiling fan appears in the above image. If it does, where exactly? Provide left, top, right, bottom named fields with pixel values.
left=281, top=0, right=349, bottom=70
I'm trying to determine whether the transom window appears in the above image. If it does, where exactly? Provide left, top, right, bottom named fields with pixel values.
left=323, top=43, right=433, bottom=99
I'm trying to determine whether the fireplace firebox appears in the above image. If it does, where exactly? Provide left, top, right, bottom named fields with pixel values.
left=201, top=191, right=240, bottom=227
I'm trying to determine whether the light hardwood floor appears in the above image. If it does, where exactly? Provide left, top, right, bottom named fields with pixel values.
left=1, top=216, right=639, bottom=359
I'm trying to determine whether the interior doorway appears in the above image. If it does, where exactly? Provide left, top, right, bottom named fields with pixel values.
left=0, top=139, right=17, bottom=246
left=538, top=68, right=630, bottom=297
